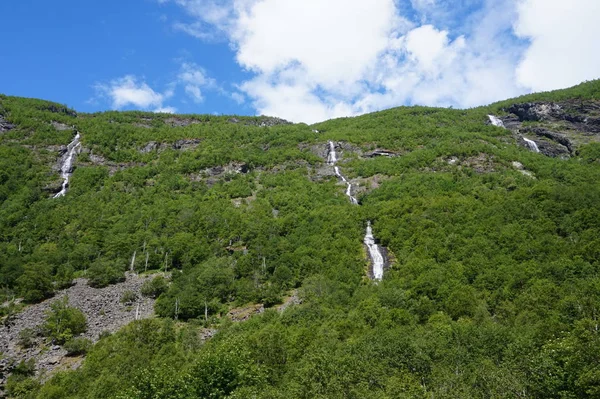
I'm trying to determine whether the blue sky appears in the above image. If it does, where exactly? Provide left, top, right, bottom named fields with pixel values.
left=1, top=0, right=598, bottom=123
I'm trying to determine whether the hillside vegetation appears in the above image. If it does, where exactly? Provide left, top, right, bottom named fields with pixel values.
left=1, top=80, right=600, bottom=398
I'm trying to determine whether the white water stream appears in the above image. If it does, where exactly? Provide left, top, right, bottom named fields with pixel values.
left=328, top=141, right=358, bottom=204
left=487, top=115, right=505, bottom=128
left=53, top=132, right=81, bottom=198
left=488, top=115, right=540, bottom=153
left=523, top=137, right=540, bottom=153
left=364, top=222, right=385, bottom=280
left=327, top=141, right=384, bottom=279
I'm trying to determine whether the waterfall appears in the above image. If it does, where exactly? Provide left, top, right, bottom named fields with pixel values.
left=345, top=182, right=358, bottom=205
left=487, top=115, right=505, bottom=128
left=364, top=222, right=385, bottom=281
left=53, top=132, right=81, bottom=198
left=327, top=141, right=338, bottom=165
left=487, top=115, right=540, bottom=154
left=328, top=141, right=357, bottom=204
left=523, top=137, right=540, bottom=153
left=327, top=141, right=385, bottom=279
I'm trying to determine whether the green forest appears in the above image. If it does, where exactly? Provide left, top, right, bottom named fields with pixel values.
left=1, top=80, right=600, bottom=398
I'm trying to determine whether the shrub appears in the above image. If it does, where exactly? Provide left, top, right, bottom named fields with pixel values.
left=18, top=328, right=36, bottom=348
left=87, top=260, right=125, bottom=288
left=42, top=297, right=87, bottom=344
left=5, top=360, right=39, bottom=398
left=120, top=290, right=138, bottom=304
left=63, top=337, right=92, bottom=356
left=17, top=263, right=53, bottom=303
left=140, top=276, right=168, bottom=298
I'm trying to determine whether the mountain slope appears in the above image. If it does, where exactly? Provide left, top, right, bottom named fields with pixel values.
left=0, top=81, right=599, bottom=398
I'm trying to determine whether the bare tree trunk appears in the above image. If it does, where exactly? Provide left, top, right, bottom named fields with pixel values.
left=130, top=251, right=137, bottom=272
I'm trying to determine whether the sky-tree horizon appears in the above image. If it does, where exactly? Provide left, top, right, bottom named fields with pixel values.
left=1, top=0, right=599, bottom=124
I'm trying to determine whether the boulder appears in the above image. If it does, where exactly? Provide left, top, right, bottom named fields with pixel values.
left=0, top=115, right=15, bottom=132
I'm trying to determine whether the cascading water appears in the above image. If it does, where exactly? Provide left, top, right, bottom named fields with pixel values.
left=487, top=115, right=505, bottom=128
left=327, top=141, right=357, bottom=204
left=53, top=132, right=81, bottom=198
left=327, top=141, right=385, bottom=279
left=327, top=141, right=338, bottom=165
left=488, top=115, right=540, bottom=154
left=364, top=222, right=385, bottom=281
left=523, top=137, right=540, bottom=153
left=488, top=115, right=541, bottom=154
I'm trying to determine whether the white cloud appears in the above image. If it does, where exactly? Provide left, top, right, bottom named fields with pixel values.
left=230, top=92, right=245, bottom=104
left=177, top=62, right=216, bottom=103
left=94, top=62, right=220, bottom=111
left=403, top=25, right=465, bottom=75
left=514, top=0, right=600, bottom=91
left=162, top=0, right=599, bottom=123
left=94, top=75, right=168, bottom=110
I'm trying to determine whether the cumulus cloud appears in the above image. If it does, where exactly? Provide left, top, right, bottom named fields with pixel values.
left=94, top=62, right=221, bottom=111
left=514, top=0, right=600, bottom=91
left=162, top=0, right=599, bottom=123
left=95, top=75, right=167, bottom=110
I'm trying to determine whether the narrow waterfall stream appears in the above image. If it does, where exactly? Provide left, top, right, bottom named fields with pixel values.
left=328, top=141, right=358, bottom=204
left=364, top=222, right=385, bottom=280
left=327, top=141, right=385, bottom=280
left=53, top=132, right=81, bottom=198
left=523, top=137, right=540, bottom=153
left=487, top=115, right=505, bottom=128
left=488, top=115, right=540, bottom=153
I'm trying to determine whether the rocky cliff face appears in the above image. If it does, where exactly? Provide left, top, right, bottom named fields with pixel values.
left=495, top=99, right=600, bottom=158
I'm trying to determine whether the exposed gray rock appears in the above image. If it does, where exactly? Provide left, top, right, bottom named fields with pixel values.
left=237, top=116, right=292, bottom=127
left=165, top=117, right=201, bottom=127
left=494, top=99, right=600, bottom=157
left=363, top=149, right=398, bottom=158
left=506, top=102, right=563, bottom=122
left=0, top=115, right=15, bottom=132
left=525, top=127, right=573, bottom=152
left=0, top=273, right=156, bottom=387
left=505, top=100, right=600, bottom=134
left=139, top=139, right=202, bottom=154
left=536, top=140, right=571, bottom=159
left=44, top=105, right=77, bottom=117
left=51, top=121, right=73, bottom=131
left=172, top=139, right=202, bottom=151
left=140, top=141, right=159, bottom=153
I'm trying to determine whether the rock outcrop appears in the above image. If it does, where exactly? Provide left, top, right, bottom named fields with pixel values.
left=139, top=139, right=202, bottom=154
left=0, top=115, right=15, bottom=132
left=229, top=116, right=292, bottom=127
left=363, top=149, right=398, bottom=158
left=492, top=99, right=600, bottom=156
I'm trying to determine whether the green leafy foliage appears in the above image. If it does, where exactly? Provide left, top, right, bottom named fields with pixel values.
left=140, top=276, right=168, bottom=298
left=42, top=297, right=87, bottom=344
left=1, top=81, right=600, bottom=398
left=63, top=337, right=92, bottom=356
